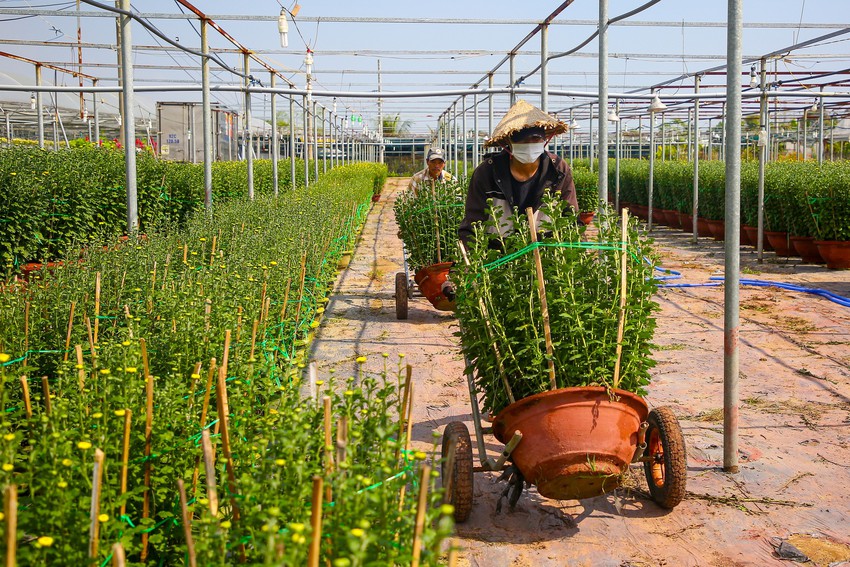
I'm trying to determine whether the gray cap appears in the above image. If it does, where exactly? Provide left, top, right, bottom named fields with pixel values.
left=426, top=148, right=446, bottom=162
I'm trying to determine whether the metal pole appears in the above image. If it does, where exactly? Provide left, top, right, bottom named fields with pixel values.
left=796, top=116, right=801, bottom=161
left=638, top=115, right=642, bottom=159
left=452, top=102, right=458, bottom=171
left=615, top=99, right=621, bottom=212
left=302, top=95, right=309, bottom=187
left=289, top=92, right=296, bottom=190
left=201, top=20, right=213, bottom=210
left=568, top=108, right=574, bottom=167
left=687, top=108, right=693, bottom=161
left=707, top=118, right=712, bottom=160
left=692, top=75, right=701, bottom=243
left=271, top=73, right=279, bottom=195
left=244, top=53, right=254, bottom=200
left=589, top=102, right=594, bottom=174
left=488, top=73, right=494, bottom=139
left=321, top=105, right=327, bottom=174
left=312, top=101, right=319, bottom=179
left=462, top=95, right=467, bottom=178
left=377, top=59, right=384, bottom=164
left=92, top=78, right=99, bottom=145
left=541, top=23, right=548, bottom=112
left=3, top=112, right=9, bottom=147
left=818, top=87, right=824, bottom=165
left=35, top=65, right=44, bottom=148
left=473, top=90, right=479, bottom=169
left=648, top=90, right=656, bottom=231
left=509, top=53, right=516, bottom=106
left=802, top=107, right=808, bottom=161
left=723, top=0, right=742, bottom=475
left=597, top=0, right=608, bottom=209
left=118, top=0, right=137, bottom=234
left=757, top=59, right=767, bottom=261
left=660, top=113, right=665, bottom=161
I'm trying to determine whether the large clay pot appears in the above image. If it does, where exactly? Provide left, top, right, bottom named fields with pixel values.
left=679, top=212, right=695, bottom=233
left=814, top=240, right=850, bottom=269
left=740, top=225, right=753, bottom=246
left=790, top=236, right=825, bottom=264
left=579, top=211, right=595, bottom=226
left=492, top=387, right=648, bottom=501
left=696, top=218, right=713, bottom=238
left=665, top=210, right=682, bottom=229
left=765, top=231, right=793, bottom=257
left=414, top=262, right=456, bottom=311
left=631, top=204, right=647, bottom=220
left=706, top=219, right=725, bottom=241
left=743, top=226, right=773, bottom=251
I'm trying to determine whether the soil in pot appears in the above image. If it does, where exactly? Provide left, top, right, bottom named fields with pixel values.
left=814, top=240, right=850, bottom=269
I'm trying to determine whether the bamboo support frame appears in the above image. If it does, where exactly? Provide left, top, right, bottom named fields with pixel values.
left=201, top=429, right=219, bottom=516
left=140, top=338, right=153, bottom=562
left=177, top=479, right=197, bottom=567
left=323, top=395, right=334, bottom=503
left=410, top=463, right=431, bottom=567
left=192, top=358, right=217, bottom=494
left=4, top=485, right=16, bottom=567
left=307, top=476, right=323, bottom=567
left=75, top=344, right=85, bottom=391
left=525, top=208, right=557, bottom=391
left=41, top=376, right=51, bottom=415
left=111, top=543, right=126, bottom=567
left=613, top=208, right=630, bottom=389
left=119, top=410, right=132, bottom=518
left=395, top=365, right=413, bottom=463
left=89, top=449, right=105, bottom=560
left=249, top=320, right=259, bottom=361
left=215, top=353, right=245, bottom=560
left=93, top=272, right=101, bottom=345
left=18, top=377, right=31, bottom=419
left=397, top=382, right=415, bottom=513
left=63, top=301, right=76, bottom=361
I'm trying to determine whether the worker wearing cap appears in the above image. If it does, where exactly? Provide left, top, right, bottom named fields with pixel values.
left=408, top=147, right=453, bottom=196
left=459, top=99, right=578, bottom=246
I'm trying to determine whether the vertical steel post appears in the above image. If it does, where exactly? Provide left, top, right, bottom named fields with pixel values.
left=568, top=108, right=574, bottom=167
left=302, top=95, right=309, bottom=187
left=597, top=0, right=608, bottom=209
left=692, top=75, right=701, bottom=243
left=720, top=102, right=726, bottom=161
left=541, top=23, right=549, bottom=112
left=707, top=118, right=712, bottom=160
left=118, top=0, right=137, bottom=234
left=757, top=59, right=767, bottom=261
left=321, top=106, right=327, bottom=174
left=270, top=73, right=279, bottom=195
left=660, top=112, right=665, bottom=161
left=452, top=102, right=459, bottom=172
left=201, top=20, right=213, bottom=210
left=509, top=53, right=516, bottom=106
left=312, top=101, right=319, bottom=179
left=462, top=95, right=467, bottom=178
left=473, top=90, right=479, bottom=169
left=244, top=53, right=254, bottom=200
left=687, top=107, right=693, bottom=161
left=589, top=103, right=594, bottom=174
left=648, top=90, right=656, bottom=231
left=615, top=99, right=621, bottom=211
left=35, top=65, right=44, bottom=148
left=638, top=115, right=642, bottom=159
left=818, top=87, right=825, bottom=165
left=92, top=78, right=99, bottom=145
left=488, top=73, right=494, bottom=138
left=289, top=92, right=296, bottom=190
left=723, top=0, right=743, bottom=475
left=377, top=59, right=384, bottom=164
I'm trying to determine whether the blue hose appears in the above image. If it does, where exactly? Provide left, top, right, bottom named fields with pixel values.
left=709, top=276, right=850, bottom=308
left=660, top=282, right=722, bottom=288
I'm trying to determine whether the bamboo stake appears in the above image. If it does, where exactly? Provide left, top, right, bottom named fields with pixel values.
left=177, top=479, right=197, bottom=567
left=293, top=251, right=308, bottom=330
left=93, top=272, right=101, bottom=345
left=5, top=485, right=17, bottom=567
left=200, top=429, right=219, bottom=516
left=235, top=307, right=243, bottom=347
left=183, top=243, right=188, bottom=263
left=395, top=365, right=413, bottom=463
left=447, top=539, right=459, bottom=567
left=249, top=320, right=259, bottom=361
left=84, top=316, right=96, bottom=369
left=525, top=208, right=557, bottom=391
left=259, top=283, right=268, bottom=324
left=431, top=180, right=442, bottom=263
left=161, top=254, right=171, bottom=291
left=215, top=364, right=245, bottom=561
left=209, top=235, right=217, bottom=267
left=140, top=338, right=153, bottom=562
left=111, top=543, right=126, bottom=567
left=204, top=299, right=212, bottom=335
left=19, top=377, right=31, bottom=419
left=307, top=476, right=324, bottom=567
left=458, top=241, right=515, bottom=404
left=150, top=261, right=157, bottom=293
left=613, top=208, right=630, bottom=389
left=75, top=344, right=85, bottom=391
left=63, top=301, right=76, bottom=361
left=23, top=302, right=29, bottom=363
left=89, top=449, right=105, bottom=561
left=323, top=396, right=334, bottom=503
left=410, top=463, right=431, bottom=567
left=279, top=279, right=291, bottom=322
left=40, top=376, right=51, bottom=415
left=119, top=410, right=132, bottom=518
left=192, top=358, right=217, bottom=495
left=336, top=416, right=348, bottom=466
left=187, top=362, right=202, bottom=412
left=397, top=382, right=415, bottom=513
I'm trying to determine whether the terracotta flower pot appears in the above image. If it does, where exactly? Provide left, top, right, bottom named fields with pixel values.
left=814, top=240, right=850, bottom=269
left=371, top=193, right=381, bottom=202
left=679, top=212, right=694, bottom=233
left=706, top=219, right=725, bottom=241
left=790, top=236, right=825, bottom=264
left=739, top=225, right=753, bottom=246
left=492, top=387, right=648, bottom=501
left=765, top=231, right=793, bottom=257
left=696, top=218, right=713, bottom=238
left=579, top=211, right=595, bottom=226
left=414, top=262, right=456, bottom=311
left=665, top=210, right=682, bottom=229
left=743, top=226, right=773, bottom=251
left=631, top=204, right=647, bottom=220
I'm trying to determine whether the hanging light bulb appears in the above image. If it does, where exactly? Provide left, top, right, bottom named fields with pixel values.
left=277, top=8, right=289, bottom=48
left=30, top=93, right=36, bottom=110
left=648, top=95, right=667, bottom=113
left=749, top=66, right=758, bottom=89
left=607, top=108, right=620, bottom=122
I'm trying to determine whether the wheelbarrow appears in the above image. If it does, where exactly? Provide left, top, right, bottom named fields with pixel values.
left=440, top=360, right=687, bottom=522
left=394, top=243, right=456, bottom=319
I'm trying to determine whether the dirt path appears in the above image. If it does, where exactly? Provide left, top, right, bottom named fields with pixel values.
left=311, top=177, right=850, bottom=567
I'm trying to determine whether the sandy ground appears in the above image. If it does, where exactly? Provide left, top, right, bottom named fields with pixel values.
left=310, top=178, right=850, bottom=567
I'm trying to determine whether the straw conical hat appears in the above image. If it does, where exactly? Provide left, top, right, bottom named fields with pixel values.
left=485, top=99, right=568, bottom=147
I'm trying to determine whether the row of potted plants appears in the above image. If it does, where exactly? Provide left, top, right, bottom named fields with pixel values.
left=615, top=159, right=850, bottom=269
left=0, top=163, right=458, bottom=564
left=0, top=146, right=309, bottom=271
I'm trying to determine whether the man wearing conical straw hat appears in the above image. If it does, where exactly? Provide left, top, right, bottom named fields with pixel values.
left=459, top=99, right=578, bottom=246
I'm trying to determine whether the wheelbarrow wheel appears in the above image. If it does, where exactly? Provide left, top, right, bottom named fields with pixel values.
left=441, top=421, right=474, bottom=522
left=643, top=406, right=687, bottom=509
left=395, top=272, right=408, bottom=320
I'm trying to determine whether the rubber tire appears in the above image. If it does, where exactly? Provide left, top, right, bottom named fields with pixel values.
left=643, top=406, right=687, bottom=509
left=441, top=421, right=474, bottom=523
left=395, top=272, right=408, bottom=320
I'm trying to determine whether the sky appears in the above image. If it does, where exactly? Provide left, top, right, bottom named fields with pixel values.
left=0, top=0, right=847, bottom=136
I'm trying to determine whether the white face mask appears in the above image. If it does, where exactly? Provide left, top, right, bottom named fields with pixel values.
left=510, top=141, right=545, bottom=164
